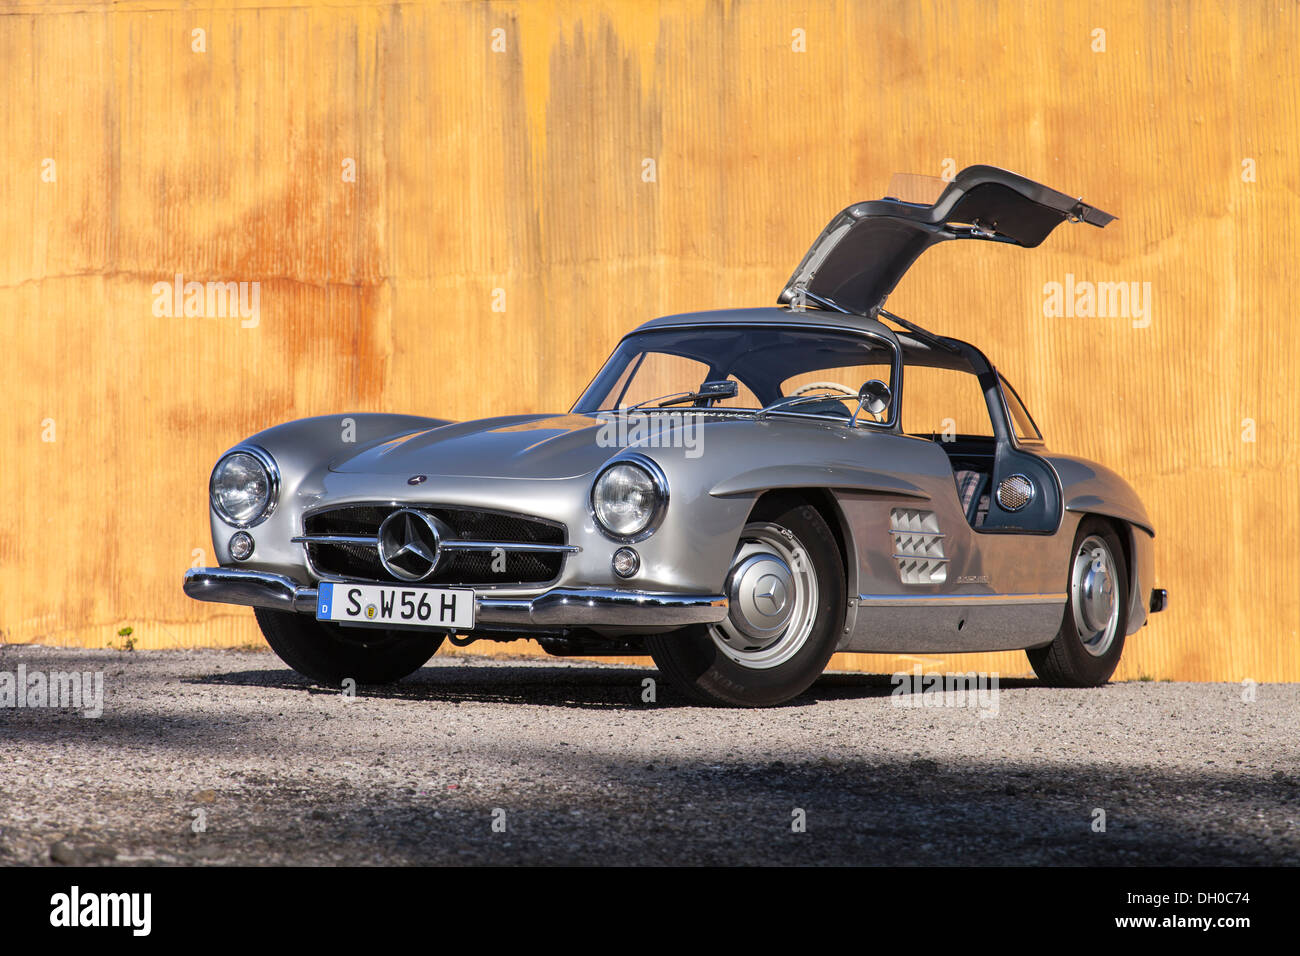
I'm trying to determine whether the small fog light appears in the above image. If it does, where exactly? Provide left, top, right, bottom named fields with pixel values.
left=229, top=531, right=255, bottom=561
left=612, top=547, right=640, bottom=578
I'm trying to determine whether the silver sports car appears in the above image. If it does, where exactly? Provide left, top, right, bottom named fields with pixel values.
left=185, top=164, right=1166, bottom=706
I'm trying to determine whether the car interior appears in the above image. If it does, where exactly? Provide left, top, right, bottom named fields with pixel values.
left=896, top=336, right=1003, bottom=528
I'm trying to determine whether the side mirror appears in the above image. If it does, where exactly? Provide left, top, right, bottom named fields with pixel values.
left=697, top=380, right=739, bottom=402
left=852, top=379, right=892, bottom=425
left=696, top=379, right=738, bottom=405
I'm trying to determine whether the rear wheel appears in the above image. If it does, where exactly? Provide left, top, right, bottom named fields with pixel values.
left=645, top=497, right=845, bottom=707
left=254, top=608, right=443, bottom=685
left=1026, top=517, right=1128, bottom=687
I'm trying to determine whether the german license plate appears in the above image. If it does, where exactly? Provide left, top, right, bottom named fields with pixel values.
left=316, top=582, right=475, bottom=631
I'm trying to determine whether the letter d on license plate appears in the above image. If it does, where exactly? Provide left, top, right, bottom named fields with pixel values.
left=316, top=582, right=475, bottom=630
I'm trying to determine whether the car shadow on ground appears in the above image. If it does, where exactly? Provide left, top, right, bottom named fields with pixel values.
left=298, top=751, right=1300, bottom=866
left=5, top=652, right=1296, bottom=865
left=184, top=663, right=1043, bottom=709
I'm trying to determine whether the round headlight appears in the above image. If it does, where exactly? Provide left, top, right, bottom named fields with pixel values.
left=210, top=449, right=277, bottom=527
left=591, top=460, right=666, bottom=540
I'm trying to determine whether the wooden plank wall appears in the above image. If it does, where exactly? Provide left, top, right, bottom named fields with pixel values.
left=1, top=0, right=1295, bottom=680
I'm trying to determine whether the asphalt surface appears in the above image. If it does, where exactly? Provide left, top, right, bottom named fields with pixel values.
left=0, top=645, right=1297, bottom=866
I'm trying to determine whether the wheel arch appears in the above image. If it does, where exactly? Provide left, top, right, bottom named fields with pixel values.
left=747, top=487, right=859, bottom=610
left=1075, top=511, right=1152, bottom=635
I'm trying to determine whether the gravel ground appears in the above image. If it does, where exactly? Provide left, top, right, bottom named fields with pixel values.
left=0, top=645, right=1297, bottom=866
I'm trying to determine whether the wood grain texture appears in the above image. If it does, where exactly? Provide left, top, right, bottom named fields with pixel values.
left=1, top=0, right=1295, bottom=680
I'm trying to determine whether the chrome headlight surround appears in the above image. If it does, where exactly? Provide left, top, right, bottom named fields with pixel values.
left=209, top=445, right=280, bottom=529
left=589, top=454, right=668, bottom=543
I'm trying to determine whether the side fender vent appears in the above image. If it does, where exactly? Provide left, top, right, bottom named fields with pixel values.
left=890, top=508, right=948, bottom=585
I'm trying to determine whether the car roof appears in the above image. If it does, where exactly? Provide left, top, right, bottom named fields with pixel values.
left=630, top=306, right=898, bottom=339
left=629, top=307, right=982, bottom=371
left=620, top=306, right=1031, bottom=439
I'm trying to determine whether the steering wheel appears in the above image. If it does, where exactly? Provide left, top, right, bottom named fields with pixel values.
left=789, top=381, right=885, bottom=423
left=790, top=381, right=858, bottom=397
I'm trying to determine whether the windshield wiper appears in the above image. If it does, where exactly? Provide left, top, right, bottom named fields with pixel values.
left=627, top=380, right=739, bottom=411
left=756, top=393, right=852, bottom=420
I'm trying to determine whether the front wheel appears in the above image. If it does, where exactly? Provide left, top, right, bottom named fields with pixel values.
left=1026, top=517, right=1129, bottom=687
left=254, top=608, right=443, bottom=685
left=645, top=498, right=845, bottom=707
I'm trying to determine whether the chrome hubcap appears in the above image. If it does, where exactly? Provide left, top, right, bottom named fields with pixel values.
left=729, top=555, right=795, bottom=638
left=1071, top=534, right=1120, bottom=658
left=710, top=522, right=818, bottom=670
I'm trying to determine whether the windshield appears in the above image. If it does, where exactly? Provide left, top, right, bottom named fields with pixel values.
left=572, top=325, right=898, bottom=424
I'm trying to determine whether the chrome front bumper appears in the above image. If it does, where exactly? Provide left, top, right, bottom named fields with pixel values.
left=183, top=567, right=729, bottom=628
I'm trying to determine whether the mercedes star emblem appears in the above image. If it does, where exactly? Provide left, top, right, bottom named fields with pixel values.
left=376, top=509, right=443, bottom=581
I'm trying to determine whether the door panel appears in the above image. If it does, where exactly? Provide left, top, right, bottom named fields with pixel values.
left=834, top=434, right=1071, bottom=653
left=978, top=444, right=1063, bottom=533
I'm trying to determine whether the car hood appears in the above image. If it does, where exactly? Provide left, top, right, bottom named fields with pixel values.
left=777, top=164, right=1115, bottom=316
left=329, top=413, right=690, bottom=480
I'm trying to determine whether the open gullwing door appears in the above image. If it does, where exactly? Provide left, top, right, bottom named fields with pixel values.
left=778, top=165, right=1115, bottom=317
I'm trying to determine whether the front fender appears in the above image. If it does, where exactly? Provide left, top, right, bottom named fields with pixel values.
left=708, top=463, right=930, bottom=500
left=205, top=412, right=453, bottom=569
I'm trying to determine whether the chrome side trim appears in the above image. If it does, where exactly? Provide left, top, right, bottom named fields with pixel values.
left=841, top=596, right=1066, bottom=653
left=857, top=592, right=1067, bottom=607
left=183, top=568, right=726, bottom=627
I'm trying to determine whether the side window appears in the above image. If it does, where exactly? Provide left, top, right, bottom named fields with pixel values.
left=778, top=347, right=896, bottom=425
left=901, top=366, right=994, bottom=439
left=781, top=362, right=894, bottom=396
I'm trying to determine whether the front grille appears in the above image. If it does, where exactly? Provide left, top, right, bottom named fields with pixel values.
left=303, top=505, right=567, bottom=586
